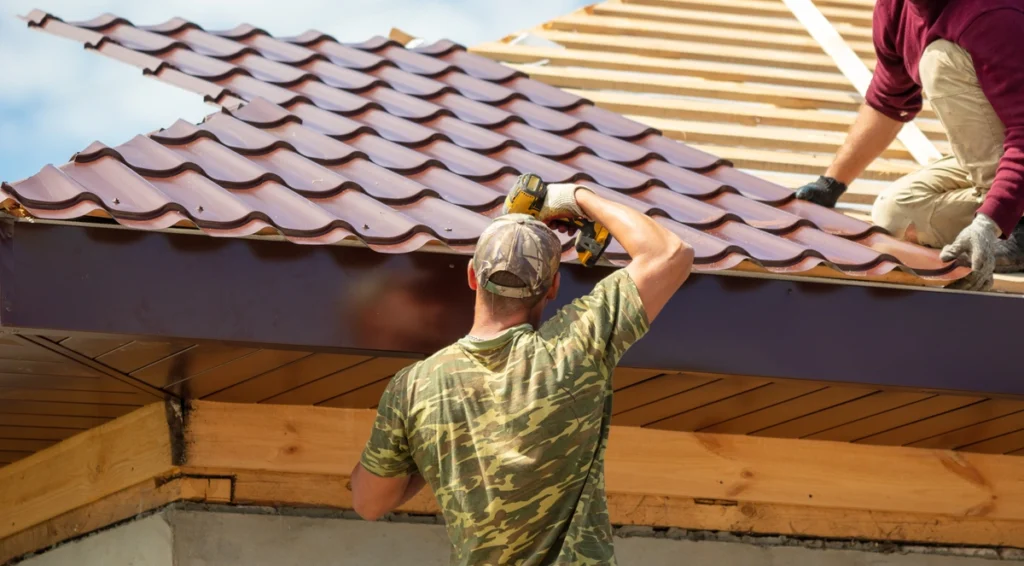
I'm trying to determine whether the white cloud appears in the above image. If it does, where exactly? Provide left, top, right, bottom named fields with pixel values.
left=0, top=0, right=584, bottom=181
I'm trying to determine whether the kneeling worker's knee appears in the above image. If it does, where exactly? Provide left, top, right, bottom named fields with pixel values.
left=871, top=190, right=915, bottom=239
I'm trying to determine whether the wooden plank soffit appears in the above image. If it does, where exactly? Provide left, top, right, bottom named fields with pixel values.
left=4, top=401, right=1024, bottom=562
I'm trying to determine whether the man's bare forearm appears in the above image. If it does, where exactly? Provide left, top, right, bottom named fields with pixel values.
left=573, top=188, right=693, bottom=321
left=351, top=463, right=426, bottom=521
left=396, top=474, right=427, bottom=507
left=826, top=104, right=904, bottom=184
left=574, top=190, right=681, bottom=263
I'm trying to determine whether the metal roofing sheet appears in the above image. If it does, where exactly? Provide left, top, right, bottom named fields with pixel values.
left=1, top=10, right=968, bottom=285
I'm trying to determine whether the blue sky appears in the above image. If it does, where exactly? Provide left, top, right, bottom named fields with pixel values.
left=0, top=0, right=589, bottom=183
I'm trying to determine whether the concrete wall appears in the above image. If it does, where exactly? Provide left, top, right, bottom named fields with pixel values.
left=17, top=507, right=1020, bottom=566
left=18, top=513, right=173, bottom=566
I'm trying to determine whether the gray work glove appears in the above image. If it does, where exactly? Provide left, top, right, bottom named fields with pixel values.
left=940, top=213, right=1001, bottom=292
left=540, top=183, right=592, bottom=223
left=794, top=176, right=847, bottom=208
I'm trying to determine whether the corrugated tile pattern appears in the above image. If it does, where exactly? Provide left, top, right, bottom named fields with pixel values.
left=3, top=11, right=968, bottom=284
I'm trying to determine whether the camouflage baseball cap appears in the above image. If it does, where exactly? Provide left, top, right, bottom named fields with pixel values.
left=472, top=213, right=562, bottom=299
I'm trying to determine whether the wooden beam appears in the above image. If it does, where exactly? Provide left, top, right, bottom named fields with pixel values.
left=7, top=400, right=1024, bottom=561
left=589, top=2, right=874, bottom=41
left=473, top=42, right=854, bottom=91
left=593, top=3, right=806, bottom=35
left=632, top=114, right=915, bottom=161
left=0, top=401, right=179, bottom=540
left=0, top=475, right=231, bottom=564
left=685, top=144, right=917, bottom=181
left=781, top=0, right=941, bottom=167
left=544, top=12, right=876, bottom=57
left=388, top=27, right=417, bottom=46
left=226, top=471, right=1022, bottom=548
left=567, top=90, right=950, bottom=142
left=993, top=274, right=1024, bottom=294
left=182, top=402, right=1024, bottom=524
left=527, top=29, right=851, bottom=73
left=622, top=0, right=875, bottom=28
left=508, top=63, right=865, bottom=112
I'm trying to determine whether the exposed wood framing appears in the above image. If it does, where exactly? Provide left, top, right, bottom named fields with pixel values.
left=4, top=401, right=1024, bottom=562
left=507, top=63, right=867, bottom=112
left=781, top=0, right=941, bottom=166
left=0, top=403, right=178, bottom=542
left=568, top=90, right=949, bottom=142
left=476, top=0, right=943, bottom=204
left=474, top=42, right=853, bottom=91
left=1, top=475, right=231, bottom=563
left=625, top=0, right=873, bottom=28
left=545, top=11, right=876, bottom=57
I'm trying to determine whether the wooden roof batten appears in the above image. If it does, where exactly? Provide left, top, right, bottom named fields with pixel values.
left=473, top=0, right=935, bottom=206
left=3, top=400, right=1024, bottom=563
left=472, top=0, right=1024, bottom=293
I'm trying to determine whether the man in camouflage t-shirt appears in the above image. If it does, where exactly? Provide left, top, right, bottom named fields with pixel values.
left=351, top=179, right=695, bottom=565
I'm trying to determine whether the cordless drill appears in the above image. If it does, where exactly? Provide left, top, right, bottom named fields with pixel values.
left=502, top=174, right=611, bottom=267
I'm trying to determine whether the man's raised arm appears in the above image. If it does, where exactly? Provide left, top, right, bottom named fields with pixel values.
left=545, top=185, right=694, bottom=323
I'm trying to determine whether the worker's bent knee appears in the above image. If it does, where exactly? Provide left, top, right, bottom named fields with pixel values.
left=872, top=186, right=920, bottom=240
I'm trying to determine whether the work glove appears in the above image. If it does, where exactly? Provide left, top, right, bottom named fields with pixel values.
left=539, top=183, right=591, bottom=223
left=794, top=176, right=847, bottom=208
left=940, top=213, right=1001, bottom=292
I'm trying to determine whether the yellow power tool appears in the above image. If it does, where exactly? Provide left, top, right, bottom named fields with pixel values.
left=503, top=174, right=611, bottom=267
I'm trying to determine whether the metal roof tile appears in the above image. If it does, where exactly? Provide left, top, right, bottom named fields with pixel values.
left=497, top=123, right=584, bottom=158
left=234, top=31, right=322, bottom=64
left=433, top=45, right=524, bottom=82
left=370, top=65, right=454, bottom=98
left=6, top=12, right=970, bottom=286
left=634, top=159, right=730, bottom=198
left=136, top=16, right=197, bottom=35
left=372, top=44, right=455, bottom=77
left=566, top=103, right=657, bottom=140
left=430, top=116, right=514, bottom=152
left=504, top=76, right=588, bottom=110
left=287, top=81, right=379, bottom=114
left=360, top=86, right=448, bottom=121
left=634, top=134, right=727, bottom=171
left=434, top=71, right=520, bottom=105
left=168, top=27, right=254, bottom=59
left=298, top=37, right=389, bottom=71
left=502, top=99, right=585, bottom=134
left=161, top=48, right=240, bottom=80
left=567, top=129, right=656, bottom=166
left=303, top=60, right=384, bottom=91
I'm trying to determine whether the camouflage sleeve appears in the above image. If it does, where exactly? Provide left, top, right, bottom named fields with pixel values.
left=538, top=268, right=650, bottom=370
left=360, top=370, right=418, bottom=478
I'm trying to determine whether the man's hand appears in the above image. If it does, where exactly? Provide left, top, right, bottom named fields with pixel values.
left=940, top=213, right=1001, bottom=291
left=539, top=183, right=589, bottom=223
left=794, top=176, right=848, bottom=208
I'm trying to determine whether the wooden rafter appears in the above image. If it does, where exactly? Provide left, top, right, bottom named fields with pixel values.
left=4, top=401, right=1024, bottom=562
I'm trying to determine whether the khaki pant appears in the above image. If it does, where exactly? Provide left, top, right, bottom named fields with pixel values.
left=871, top=40, right=1007, bottom=248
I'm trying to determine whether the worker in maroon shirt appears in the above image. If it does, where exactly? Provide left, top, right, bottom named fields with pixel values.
left=794, top=0, right=1024, bottom=291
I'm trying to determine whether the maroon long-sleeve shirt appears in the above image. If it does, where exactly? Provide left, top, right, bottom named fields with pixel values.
left=866, top=0, right=1024, bottom=236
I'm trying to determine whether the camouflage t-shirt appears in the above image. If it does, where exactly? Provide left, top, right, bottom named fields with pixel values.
left=361, top=269, right=649, bottom=566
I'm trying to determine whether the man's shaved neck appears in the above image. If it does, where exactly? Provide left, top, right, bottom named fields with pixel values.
left=467, top=292, right=542, bottom=340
